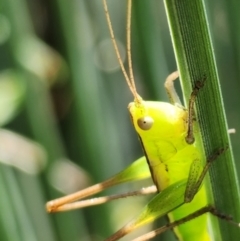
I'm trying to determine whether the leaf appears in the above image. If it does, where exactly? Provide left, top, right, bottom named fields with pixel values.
left=164, top=0, right=240, bottom=240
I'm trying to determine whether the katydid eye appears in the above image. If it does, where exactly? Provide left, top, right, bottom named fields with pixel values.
left=137, top=116, right=154, bottom=130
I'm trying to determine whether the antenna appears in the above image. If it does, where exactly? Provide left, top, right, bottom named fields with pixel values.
left=126, top=0, right=136, bottom=93
left=102, top=0, right=142, bottom=104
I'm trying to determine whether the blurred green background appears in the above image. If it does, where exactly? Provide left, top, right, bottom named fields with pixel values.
left=0, top=0, right=240, bottom=241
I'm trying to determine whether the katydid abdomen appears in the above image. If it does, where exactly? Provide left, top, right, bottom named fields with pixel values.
left=129, top=100, right=211, bottom=241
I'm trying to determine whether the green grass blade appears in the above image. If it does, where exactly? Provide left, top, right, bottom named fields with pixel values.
left=164, top=0, right=240, bottom=240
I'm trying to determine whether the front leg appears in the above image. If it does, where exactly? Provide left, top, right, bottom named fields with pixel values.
left=185, top=77, right=206, bottom=144
left=164, top=71, right=182, bottom=105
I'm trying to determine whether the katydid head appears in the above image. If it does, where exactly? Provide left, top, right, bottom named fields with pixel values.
left=103, top=0, right=188, bottom=144
left=128, top=101, right=188, bottom=142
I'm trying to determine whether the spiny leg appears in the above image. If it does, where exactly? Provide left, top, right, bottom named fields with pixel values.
left=185, top=77, right=206, bottom=144
left=165, top=72, right=206, bottom=144
left=132, top=205, right=238, bottom=241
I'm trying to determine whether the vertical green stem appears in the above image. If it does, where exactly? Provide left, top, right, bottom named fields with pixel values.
left=164, top=0, right=240, bottom=240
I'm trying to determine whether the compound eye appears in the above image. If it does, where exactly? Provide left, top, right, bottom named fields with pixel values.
left=137, top=116, right=154, bottom=130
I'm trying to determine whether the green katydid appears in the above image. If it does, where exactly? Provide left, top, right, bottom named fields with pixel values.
left=46, top=0, right=239, bottom=240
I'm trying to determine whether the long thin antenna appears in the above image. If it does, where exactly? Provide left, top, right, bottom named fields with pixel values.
left=126, top=0, right=137, bottom=94
left=102, top=0, right=141, bottom=103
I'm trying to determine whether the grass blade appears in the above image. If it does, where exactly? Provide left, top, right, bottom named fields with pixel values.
left=164, top=0, right=240, bottom=240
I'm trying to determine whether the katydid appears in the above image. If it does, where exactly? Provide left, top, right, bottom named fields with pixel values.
left=46, top=0, right=238, bottom=240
